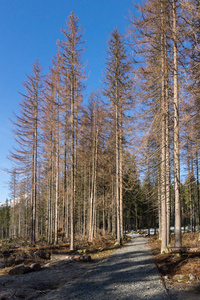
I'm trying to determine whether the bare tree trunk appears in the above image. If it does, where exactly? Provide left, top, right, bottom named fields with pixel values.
left=164, top=27, right=171, bottom=246
left=58, top=12, right=85, bottom=250
left=89, top=104, right=95, bottom=242
left=119, top=100, right=123, bottom=240
left=103, top=191, right=106, bottom=235
left=108, top=207, right=111, bottom=233
left=54, top=94, right=60, bottom=245
left=173, top=0, right=181, bottom=247
left=12, top=170, right=17, bottom=239
left=18, top=201, right=21, bottom=237
left=195, top=150, right=200, bottom=235
left=62, top=116, right=68, bottom=241
left=66, top=180, right=69, bottom=238
left=135, top=203, right=138, bottom=231
left=188, top=150, right=193, bottom=231
left=89, top=144, right=95, bottom=241
left=158, top=170, right=162, bottom=240
left=70, top=81, right=75, bottom=251
left=47, top=157, right=53, bottom=244
left=112, top=173, right=116, bottom=237
left=166, top=96, right=171, bottom=245
left=31, top=94, right=38, bottom=242
left=89, top=102, right=99, bottom=241
left=161, top=1, right=167, bottom=252
left=115, top=99, right=120, bottom=243
left=83, top=162, right=87, bottom=236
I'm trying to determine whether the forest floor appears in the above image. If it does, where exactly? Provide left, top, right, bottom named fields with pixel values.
left=0, top=232, right=200, bottom=299
left=148, top=231, right=200, bottom=299
left=0, top=234, right=127, bottom=299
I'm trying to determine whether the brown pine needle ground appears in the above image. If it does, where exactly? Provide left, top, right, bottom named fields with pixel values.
left=148, top=232, right=200, bottom=298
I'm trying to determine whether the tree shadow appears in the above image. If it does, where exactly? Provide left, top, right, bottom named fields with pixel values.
left=37, top=238, right=170, bottom=300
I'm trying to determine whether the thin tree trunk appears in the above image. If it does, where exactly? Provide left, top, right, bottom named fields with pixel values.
left=31, top=97, right=38, bottom=242
left=161, top=1, right=167, bottom=252
left=165, top=28, right=171, bottom=246
left=135, top=203, right=138, bottom=231
left=112, top=173, right=116, bottom=236
left=103, top=191, right=106, bottom=235
left=89, top=171, right=94, bottom=242
left=158, top=170, right=162, bottom=240
left=62, top=122, right=67, bottom=241
left=70, top=81, right=75, bottom=251
left=196, top=151, right=200, bottom=237
left=89, top=105, right=95, bottom=242
left=119, top=98, right=123, bottom=240
left=115, top=94, right=120, bottom=243
left=54, top=94, right=60, bottom=245
left=173, top=0, right=181, bottom=247
left=83, top=162, right=87, bottom=236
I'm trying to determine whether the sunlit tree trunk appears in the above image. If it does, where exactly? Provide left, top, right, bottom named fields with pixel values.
left=160, top=0, right=167, bottom=253
left=119, top=97, right=123, bottom=239
left=115, top=92, right=120, bottom=242
left=173, top=0, right=181, bottom=247
left=54, top=92, right=60, bottom=245
left=58, top=12, right=85, bottom=250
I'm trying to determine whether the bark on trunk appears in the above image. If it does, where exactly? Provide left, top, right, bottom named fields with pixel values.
left=173, top=0, right=181, bottom=247
left=70, top=81, right=75, bottom=251
left=161, top=0, right=167, bottom=252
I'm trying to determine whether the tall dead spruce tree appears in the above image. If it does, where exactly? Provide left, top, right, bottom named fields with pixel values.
left=172, top=0, right=181, bottom=247
left=104, top=28, right=133, bottom=242
left=160, top=0, right=171, bottom=253
left=129, top=0, right=170, bottom=252
left=129, top=0, right=182, bottom=252
left=58, top=12, right=85, bottom=250
left=184, top=0, right=200, bottom=234
left=10, top=60, right=42, bottom=242
left=88, top=93, right=99, bottom=242
left=41, top=54, right=61, bottom=244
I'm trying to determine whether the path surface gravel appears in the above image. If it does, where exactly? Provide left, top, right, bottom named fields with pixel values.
left=39, top=236, right=169, bottom=300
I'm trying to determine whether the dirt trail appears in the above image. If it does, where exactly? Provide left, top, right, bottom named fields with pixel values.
left=3, top=236, right=198, bottom=299
left=37, top=236, right=169, bottom=300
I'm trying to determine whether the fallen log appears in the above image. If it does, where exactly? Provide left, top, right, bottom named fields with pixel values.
left=66, top=254, right=92, bottom=262
left=25, top=243, right=70, bottom=251
left=0, top=243, right=70, bottom=255
left=9, top=265, right=32, bottom=275
left=169, top=247, right=200, bottom=254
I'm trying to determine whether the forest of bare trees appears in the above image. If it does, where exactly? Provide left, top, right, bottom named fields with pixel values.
left=0, top=0, right=199, bottom=254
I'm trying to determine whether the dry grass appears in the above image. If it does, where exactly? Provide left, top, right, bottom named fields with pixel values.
left=0, top=233, right=130, bottom=275
left=148, top=232, right=200, bottom=280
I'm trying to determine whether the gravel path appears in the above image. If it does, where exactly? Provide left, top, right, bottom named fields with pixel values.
left=39, top=236, right=169, bottom=300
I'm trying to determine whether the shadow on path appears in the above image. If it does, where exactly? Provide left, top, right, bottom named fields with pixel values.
left=39, top=236, right=169, bottom=300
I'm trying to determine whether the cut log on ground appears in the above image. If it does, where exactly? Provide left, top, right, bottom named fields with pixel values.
left=9, top=265, right=32, bottom=275
left=169, top=247, right=200, bottom=254
left=66, top=255, right=92, bottom=262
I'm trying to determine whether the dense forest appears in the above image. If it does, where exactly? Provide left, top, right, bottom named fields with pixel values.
left=0, top=0, right=199, bottom=253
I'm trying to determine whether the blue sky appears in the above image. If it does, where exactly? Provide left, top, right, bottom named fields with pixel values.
left=0, top=0, right=134, bottom=203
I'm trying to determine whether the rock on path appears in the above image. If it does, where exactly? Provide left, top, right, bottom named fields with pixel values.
left=39, top=236, right=169, bottom=300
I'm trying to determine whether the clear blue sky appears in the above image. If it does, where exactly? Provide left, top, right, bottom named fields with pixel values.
left=0, top=0, right=135, bottom=203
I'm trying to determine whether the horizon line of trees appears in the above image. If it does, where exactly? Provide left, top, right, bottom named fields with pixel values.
left=0, top=0, right=199, bottom=253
